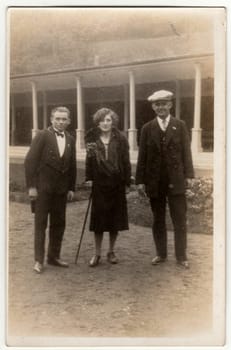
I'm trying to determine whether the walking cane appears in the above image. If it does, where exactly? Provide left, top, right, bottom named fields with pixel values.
left=74, top=191, right=92, bottom=264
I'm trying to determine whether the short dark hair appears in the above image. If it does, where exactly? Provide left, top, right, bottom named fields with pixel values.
left=92, top=108, right=119, bottom=126
left=51, top=106, right=71, bottom=119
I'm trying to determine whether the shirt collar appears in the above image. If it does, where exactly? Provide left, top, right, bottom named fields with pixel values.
left=157, top=114, right=171, bottom=125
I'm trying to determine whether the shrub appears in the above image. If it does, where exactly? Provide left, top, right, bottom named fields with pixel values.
left=127, top=177, right=213, bottom=234
left=9, top=180, right=24, bottom=192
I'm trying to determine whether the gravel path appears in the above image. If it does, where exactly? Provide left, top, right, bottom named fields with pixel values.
left=8, top=201, right=213, bottom=346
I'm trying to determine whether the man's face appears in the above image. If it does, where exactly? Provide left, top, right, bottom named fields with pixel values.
left=151, top=100, right=172, bottom=119
left=50, top=111, right=70, bottom=131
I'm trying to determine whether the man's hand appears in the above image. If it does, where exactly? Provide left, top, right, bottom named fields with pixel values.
left=185, top=178, right=194, bottom=188
left=84, top=180, right=93, bottom=188
left=126, top=186, right=130, bottom=194
left=137, top=184, right=147, bottom=198
left=130, top=176, right=136, bottom=185
left=28, top=187, right=38, bottom=200
left=67, top=191, right=75, bottom=201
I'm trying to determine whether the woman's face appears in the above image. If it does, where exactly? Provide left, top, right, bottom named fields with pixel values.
left=98, top=114, right=113, bottom=133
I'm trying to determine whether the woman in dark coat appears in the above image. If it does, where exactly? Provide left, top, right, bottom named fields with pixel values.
left=85, top=108, right=131, bottom=267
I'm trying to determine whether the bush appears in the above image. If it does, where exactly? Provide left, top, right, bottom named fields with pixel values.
left=185, top=177, right=213, bottom=234
left=186, top=178, right=213, bottom=212
left=127, top=177, right=213, bottom=234
left=9, top=180, right=25, bottom=192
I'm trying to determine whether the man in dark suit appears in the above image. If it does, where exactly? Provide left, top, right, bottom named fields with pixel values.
left=136, top=90, right=194, bottom=268
left=25, top=106, right=76, bottom=273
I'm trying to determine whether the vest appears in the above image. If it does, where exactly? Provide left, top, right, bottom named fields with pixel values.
left=159, top=127, right=169, bottom=186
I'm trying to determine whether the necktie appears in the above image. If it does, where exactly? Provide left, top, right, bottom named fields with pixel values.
left=162, top=119, right=167, bottom=131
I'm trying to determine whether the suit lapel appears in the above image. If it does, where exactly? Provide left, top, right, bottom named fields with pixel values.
left=48, top=127, right=62, bottom=159
left=165, top=116, right=177, bottom=146
left=150, top=118, right=161, bottom=150
left=62, top=132, right=72, bottom=166
left=63, top=132, right=70, bottom=157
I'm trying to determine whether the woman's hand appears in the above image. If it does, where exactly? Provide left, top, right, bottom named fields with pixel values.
left=86, top=142, right=97, bottom=156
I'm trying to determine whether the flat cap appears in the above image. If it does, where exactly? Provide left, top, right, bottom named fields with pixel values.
left=147, top=90, right=173, bottom=102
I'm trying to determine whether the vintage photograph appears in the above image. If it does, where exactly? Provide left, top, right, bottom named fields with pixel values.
left=7, top=6, right=226, bottom=347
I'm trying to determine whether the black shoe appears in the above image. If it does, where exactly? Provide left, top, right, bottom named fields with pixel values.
left=151, top=256, right=166, bottom=265
left=47, top=258, right=69, bottom=268
left=177, top=260, right=189, bottom=269
left=89, top=255, right=101, bottom=267
left=107, top=252, right=118, bottom=264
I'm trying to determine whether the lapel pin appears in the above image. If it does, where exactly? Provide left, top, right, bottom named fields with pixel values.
left=172, top=126, right=177, bottom=130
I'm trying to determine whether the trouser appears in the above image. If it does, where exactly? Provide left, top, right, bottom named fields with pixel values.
left=149, top=193, right=187, bottom=261
left=34, top=191, right=67, bottom=264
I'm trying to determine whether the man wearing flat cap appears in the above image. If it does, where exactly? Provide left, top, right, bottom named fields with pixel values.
left=136, top=90, right=194, bottom=268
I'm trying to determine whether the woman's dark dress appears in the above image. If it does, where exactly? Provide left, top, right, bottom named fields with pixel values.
left=85, top=127, right=131, bottom=233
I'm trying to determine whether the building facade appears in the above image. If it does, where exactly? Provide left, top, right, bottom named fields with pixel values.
left=9, top=8, right=221, bottom=177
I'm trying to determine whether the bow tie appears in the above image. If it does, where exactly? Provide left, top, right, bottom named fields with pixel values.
left=55, top=131, right=64, bottom=138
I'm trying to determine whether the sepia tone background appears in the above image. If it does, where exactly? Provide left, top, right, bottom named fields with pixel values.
left=7, top=6, right=226, bottom=347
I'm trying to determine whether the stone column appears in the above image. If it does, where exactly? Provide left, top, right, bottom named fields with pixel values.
left=191, top=63, right=202, bottom=153
left=175, top=80, right=181, bottom=119
left=123, top=84, right=129, bottom=133
left=76, top=77, right=85, bottom=151
left=31, top=81, right=38, bottom=138
left=43, top=91, right=48, bottom=129
left=11, top=94, right=16, bottom=145
left=128, top=71, right=137, bottom=151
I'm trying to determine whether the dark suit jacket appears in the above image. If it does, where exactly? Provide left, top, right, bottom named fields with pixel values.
left=24, top=127, right=76, bottom=194
left=136, top=116, right=194, bottom=197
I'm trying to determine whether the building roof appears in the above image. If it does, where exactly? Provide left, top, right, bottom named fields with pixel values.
left=9, top=7, right=215, bottom=76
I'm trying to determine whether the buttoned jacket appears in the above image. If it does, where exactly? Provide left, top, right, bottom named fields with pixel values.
left=136, top=116, right=194, bottom=197
left=25, top=127, right=76, bottom=194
